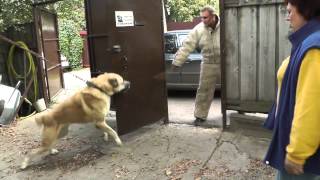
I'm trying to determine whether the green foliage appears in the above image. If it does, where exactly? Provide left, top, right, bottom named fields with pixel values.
left=55, top=0, right=85, bottom=28
left=0, top=0, right=85, bottom=70
left=58, top=20, right=83, bottom=69
left=165, top=0, right=219, bottom=22
left=0, top=0, right=33, bottom=32
left=55, top=0, right=85, bottom=70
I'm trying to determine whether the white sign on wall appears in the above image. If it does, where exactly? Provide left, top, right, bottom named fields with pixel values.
left=115, top=11, right=134, bottom=27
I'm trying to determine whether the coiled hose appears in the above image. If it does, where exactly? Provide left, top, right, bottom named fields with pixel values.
left=7, top=41, right=38, bottom=119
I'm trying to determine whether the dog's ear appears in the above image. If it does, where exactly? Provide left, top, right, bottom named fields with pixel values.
left=108, top=78, right=118, bottom=88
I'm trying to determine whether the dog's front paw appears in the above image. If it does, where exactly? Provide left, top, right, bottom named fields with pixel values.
left=115, top=138, right=123, bottom=146
left=20, top=158, right=29, bottom=170
left=50, top=149, right=59, bottom=155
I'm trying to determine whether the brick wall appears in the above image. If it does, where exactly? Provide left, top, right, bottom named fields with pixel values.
left=167, top=17, right=201, bottom=31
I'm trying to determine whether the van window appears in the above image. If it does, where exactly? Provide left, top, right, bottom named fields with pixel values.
left=164, top=34, right=177, bottom=53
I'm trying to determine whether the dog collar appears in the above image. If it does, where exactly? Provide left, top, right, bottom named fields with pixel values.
left=86, top=81, right=110, bottom=96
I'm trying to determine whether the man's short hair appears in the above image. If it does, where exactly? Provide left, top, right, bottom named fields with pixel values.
left=201, top=5, right=215, bottom=15
left=285, top=0, right=320, bottom=20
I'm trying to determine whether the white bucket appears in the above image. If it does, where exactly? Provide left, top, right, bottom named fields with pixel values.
left=33, top=98, right=47, bottom=112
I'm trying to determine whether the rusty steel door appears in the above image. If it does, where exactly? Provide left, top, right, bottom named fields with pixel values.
left=34, top=8, right=64, bottom=101
left=85, top=0, right=168, bottom=135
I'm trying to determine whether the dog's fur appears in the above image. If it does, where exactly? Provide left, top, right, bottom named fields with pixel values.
left=21, top=73, right=130, bottom=169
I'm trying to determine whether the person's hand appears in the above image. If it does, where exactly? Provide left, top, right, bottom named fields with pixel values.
left=171, top=65, right=180, bottom=71
left=284, top=156, right=304, bottom=175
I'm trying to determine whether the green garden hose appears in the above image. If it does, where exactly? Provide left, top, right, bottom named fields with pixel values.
left=6, top=41, right=39, bottom=107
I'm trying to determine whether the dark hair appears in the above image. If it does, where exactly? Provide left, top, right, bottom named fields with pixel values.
left=285, top=0, right=320, bottom=20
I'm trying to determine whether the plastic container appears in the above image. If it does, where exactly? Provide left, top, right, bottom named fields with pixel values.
left=0, top=84, right=21, bottom=125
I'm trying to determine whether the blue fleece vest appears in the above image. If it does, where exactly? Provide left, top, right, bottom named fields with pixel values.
left=264, top=19, right=320, bottom=175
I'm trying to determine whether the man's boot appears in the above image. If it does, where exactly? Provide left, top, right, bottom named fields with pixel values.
left=193, top=117, right=206, bottom=126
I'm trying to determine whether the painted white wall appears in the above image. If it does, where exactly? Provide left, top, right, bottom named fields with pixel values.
left=162, top=0, right=167, bottom=33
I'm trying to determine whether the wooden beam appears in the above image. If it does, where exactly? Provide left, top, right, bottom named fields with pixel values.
left=32, top=0, right=63, bottom=6
left=0, top=34, right=48, bottom=62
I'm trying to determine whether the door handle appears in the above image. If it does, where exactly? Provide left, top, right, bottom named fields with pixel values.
left=112, top=45, right=121, bottom=53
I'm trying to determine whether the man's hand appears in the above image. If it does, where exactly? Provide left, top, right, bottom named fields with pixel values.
left=171, top=65, right=180, bottom=71
left=284, top=156, right=304, bottom=175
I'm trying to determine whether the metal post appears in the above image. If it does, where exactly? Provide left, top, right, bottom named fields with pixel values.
left=11, top=78, right=34, bottom=123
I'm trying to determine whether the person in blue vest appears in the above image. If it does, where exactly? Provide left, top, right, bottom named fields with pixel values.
left=264, top=0, right=320, bottom=179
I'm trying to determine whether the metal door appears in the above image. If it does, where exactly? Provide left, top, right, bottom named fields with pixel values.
left=85, top=0, right=168, bottom=135
left=34, top=8, right=64, bottom=101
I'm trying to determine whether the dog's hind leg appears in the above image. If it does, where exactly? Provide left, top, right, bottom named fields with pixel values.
left=95, top=121, right=122, bottom=146
left=21, top=146, right=50, bottom=169
left=21, top=126, right=59, bottom=169
left=48, top=124, right=68, bottom=155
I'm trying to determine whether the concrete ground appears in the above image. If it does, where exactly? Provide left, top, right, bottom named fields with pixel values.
left=0, top=69, right=276, bottom=180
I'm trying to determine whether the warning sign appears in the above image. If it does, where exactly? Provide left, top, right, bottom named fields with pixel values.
left=115, top=11, right=134, bottom=27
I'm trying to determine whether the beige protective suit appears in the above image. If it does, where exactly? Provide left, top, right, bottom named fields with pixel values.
left=172, top=20, right=220, bottom=119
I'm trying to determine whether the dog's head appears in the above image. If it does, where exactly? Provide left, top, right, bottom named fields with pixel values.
left=91, top=73, right=130, bottom=96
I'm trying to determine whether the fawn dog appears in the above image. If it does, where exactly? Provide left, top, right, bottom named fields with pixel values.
left=21, top=73, right=130, bottom=169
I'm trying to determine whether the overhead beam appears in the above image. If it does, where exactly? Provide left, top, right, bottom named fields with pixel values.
left=32, top=0, right=63, bottom=6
